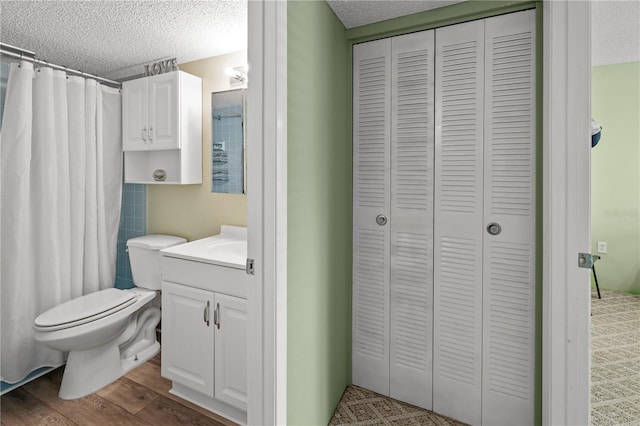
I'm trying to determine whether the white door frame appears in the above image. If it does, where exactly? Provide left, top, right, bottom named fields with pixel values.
left=246, top=1, right=287, bottom=425
left=542, top=1, right=591, bottom=424
left=247, top=1, right=592, bottom=424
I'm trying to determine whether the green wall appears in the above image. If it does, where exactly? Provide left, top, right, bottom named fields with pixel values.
left=591, top=62, right=640, bottom=293
left=287, top=1, right=352, bottom=424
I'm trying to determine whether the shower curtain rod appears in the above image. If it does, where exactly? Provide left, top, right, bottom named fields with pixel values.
left=0, top=44, right=121, bottom=88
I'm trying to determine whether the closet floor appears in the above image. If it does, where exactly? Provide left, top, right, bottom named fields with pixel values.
left=0, top=353, right=237, bottom=426
left=330, top=386, right=465, bottom=426
left=333, top=288, right=640, bottom=426
left=591, top=289, right=640, bottom=426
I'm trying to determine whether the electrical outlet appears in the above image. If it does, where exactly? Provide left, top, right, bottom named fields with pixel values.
left=597, top=241, right=608, bottom=253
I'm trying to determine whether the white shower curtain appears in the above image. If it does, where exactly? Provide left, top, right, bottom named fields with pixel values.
left=0, top=61, right=122, bottom=384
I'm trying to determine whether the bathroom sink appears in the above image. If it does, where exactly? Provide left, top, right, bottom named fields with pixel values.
left=160, top=225, right=247, bottom=269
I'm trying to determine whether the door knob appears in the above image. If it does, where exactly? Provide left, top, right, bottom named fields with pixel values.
left=376, top=215, right=387, bottom=226
left=487, top=222, right=502, bottom=236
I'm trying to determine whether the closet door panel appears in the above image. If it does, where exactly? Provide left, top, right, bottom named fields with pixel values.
left=389, top=30, right=434, bottom=410
left=433, top=19, right=485, bottom=426
left=482, top=10, right=536, bottom=425
left=353, top=38, right=392, bottom=396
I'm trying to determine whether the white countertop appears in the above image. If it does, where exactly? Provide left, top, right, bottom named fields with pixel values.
left=160, top=225, right=247, bottom=270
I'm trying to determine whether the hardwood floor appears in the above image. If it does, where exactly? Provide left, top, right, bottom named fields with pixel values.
left=0, top=354, right=237, bottom=426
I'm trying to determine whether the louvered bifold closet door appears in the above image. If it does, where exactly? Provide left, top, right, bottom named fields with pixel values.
left=433, top=19, right=485, bottom=426
left=389, top=30, right=434, bottom=410
left=482, top=10, right=536, bottom=426
left=352, top=38, right=392, bottom=396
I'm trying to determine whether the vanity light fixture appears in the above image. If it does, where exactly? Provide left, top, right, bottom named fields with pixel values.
left=225, top=66, right=247, bottom=85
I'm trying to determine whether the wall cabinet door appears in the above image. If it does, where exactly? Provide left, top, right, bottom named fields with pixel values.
left=214, top=293, right=248, bottom=411
left=162, top=282, right=215, bottom=398
left=122, top=73, right=180, bottom=152
left=148, top=73, right=179, bottom=150
left=122, top=78, right=148, bottom=151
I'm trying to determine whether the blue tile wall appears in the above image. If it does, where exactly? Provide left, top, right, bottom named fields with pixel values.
left=212, top=104, right=244, bottom=194
left=115, top=183, right=147, bottom=289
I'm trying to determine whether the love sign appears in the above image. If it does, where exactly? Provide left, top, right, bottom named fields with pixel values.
left=144, top=58, right=178, bottom=77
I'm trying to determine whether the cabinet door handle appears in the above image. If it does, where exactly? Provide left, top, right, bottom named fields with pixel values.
left=141, top=127, right=147, bottom=142
left=213, top=303, right=220, bottom=329
left=149, top=127, right=153, bottom=142
left=204, top=300, right=210, bottom=327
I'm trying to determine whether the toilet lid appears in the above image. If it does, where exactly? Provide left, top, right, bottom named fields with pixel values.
left=34, top=288, right=137, bottom=331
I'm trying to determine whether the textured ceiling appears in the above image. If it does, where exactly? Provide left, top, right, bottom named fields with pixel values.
left=327, top=0, right=640, bottom=67
left=326, top=0, right=464, bottom=29
left=0, top=0, right=247, bottom=81
left=0, top=0, right=637, bottom=83
left=591, top=0, right=640, bottom=66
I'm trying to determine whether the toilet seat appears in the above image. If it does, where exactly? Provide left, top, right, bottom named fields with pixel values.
left=34, top=289, right=137, bottom=332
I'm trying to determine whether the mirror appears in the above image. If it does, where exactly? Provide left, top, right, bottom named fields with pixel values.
left=211, top=88, right=246, bottom=194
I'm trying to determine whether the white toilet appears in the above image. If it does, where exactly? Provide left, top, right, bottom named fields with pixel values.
left=33, top=234, right=186, bottom=399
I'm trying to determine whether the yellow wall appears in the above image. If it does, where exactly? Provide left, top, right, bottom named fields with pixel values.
left=147, top=51, right=247, bottom=241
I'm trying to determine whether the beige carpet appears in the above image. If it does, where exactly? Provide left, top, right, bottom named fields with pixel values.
left=591, top=289, right=640, bottom=426
left=330, top=385, right=465, bottom=426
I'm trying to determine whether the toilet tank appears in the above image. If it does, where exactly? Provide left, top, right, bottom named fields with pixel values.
left=127, top=235, right=187, bottom=290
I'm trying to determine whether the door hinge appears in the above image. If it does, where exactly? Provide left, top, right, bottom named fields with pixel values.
left=246, top=258, right=255, bottom=275
left=578, top=253, right=594, bottom=268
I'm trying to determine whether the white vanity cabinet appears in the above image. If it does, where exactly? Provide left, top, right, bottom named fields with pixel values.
left=122, top=71, right=202, bottom=184
left=162, top=282, right=248, bottom=412
left=213, top=293, right=248, bottom=411
left=161, top=282, right=215, bottom=397
left=160, top=228, right=248, bottom=424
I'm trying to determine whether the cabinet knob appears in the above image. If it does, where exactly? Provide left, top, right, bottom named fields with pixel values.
left=487, top=222, right=502, bottom=236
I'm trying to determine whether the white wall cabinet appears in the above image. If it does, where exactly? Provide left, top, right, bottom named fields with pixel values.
left=122, top=71, right=202, bottom=184
left=353, top=9, right=536, bottom=426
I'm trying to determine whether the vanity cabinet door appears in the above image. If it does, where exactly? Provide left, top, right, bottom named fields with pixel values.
left=162, top=281, right=214, bottom=398
left=214, top=293, right=248, bottom=411
left=122, top=77, right=149, bottom=151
